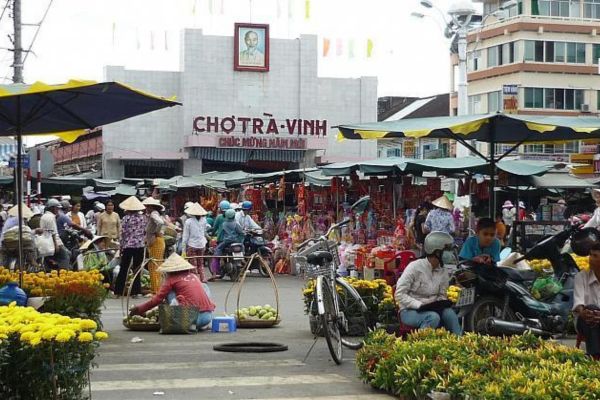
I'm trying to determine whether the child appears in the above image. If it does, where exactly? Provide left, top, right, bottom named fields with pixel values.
left=459, top=217, right=501, bottom=265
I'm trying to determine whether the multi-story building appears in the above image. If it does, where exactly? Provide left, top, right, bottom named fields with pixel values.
left=453, top=0, right=600, bottom=169
left=377, top=94, right=453, bottom=159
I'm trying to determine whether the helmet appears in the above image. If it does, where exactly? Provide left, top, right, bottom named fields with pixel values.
left=96, top=202, right=106, bottom=211
left=60, top=200, right=71, bottom=210
left=230, top=203, right=240, bottom=210
left=46, top=198, right=61, bottom=209
left=423, top=231, right=454, bottom=256
left=242, top=201, right=252, bottom=211
left=219, top=200, right=231, bottom=211
left=225, top=209, right=236, bottom=220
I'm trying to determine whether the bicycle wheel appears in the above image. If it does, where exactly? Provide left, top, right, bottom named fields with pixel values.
left=316, top=275, right=343, bottom=364
left=336, top=278, right=367, bottom=350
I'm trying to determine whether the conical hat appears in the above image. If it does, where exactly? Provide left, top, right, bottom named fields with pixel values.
left=119, top=196, right=145, bottom=211
left=79, top=235, right=107, bottom=251
left=142, top=197, right=165, bottom=211
left=8, top=204, right=33, bottom=219
left=432, top=195, right=453, bottom=211
left=186, top=202, right=207, bottom=216
left=157, top=253, right=195, bottom=273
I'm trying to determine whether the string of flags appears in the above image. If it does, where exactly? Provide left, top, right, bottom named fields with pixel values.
left=323, top=38, right=375, bottom=59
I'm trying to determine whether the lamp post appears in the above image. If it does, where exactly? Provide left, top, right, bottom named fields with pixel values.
left=417, top=0, right=476, bottom=158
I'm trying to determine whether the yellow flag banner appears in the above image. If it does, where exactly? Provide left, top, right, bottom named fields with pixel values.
left=305, top=0, right=310, bottom=19
left=367, top=38, right=374, bottom=58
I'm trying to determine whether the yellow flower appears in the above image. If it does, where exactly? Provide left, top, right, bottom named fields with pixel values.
left=78, top=332, right=93, bottom=343
left=79, top=319, right=97, bottom=331
left=41, top=328, right=59, bottom=341
left=20, top=331, right=34, bottom=342
left=94, top=331, right=109, bottom=341
left=55, top=330, right=74, bottom=343
left=29, top=332, right=42, bottom=346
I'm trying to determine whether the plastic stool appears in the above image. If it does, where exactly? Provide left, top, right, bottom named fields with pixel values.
left=211, top=316, right=237, bottom=333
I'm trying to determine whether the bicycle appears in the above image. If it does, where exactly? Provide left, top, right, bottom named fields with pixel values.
left=297, top=219, right=369, bottom=364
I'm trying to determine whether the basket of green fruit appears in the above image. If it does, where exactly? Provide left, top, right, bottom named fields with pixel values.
left=122, top=307, right=161, bottom=331
left=236, top=304, right=281, bottom=328
left=225, top=254, right=281, bottom=328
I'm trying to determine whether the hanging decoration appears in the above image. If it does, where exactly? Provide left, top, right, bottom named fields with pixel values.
left=305, top=0, right=310, bottom=20
left=348, top=39, right=355, bottom=59
left=112, top=22, right=116, bottom=47
left=336, top=38, right=343, bottom=56
left=367, top=38, right=374, bottom=58
left=322, top=38, right=331, bottom=57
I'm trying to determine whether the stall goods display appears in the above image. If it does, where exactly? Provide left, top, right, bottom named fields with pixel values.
left=0, top=302, right=108, bottom=399
left=0, top=267, right=107, bottom=297
left=236, top=304, right=278, bottom=321
left=529, top=256, right=589, bottom=274
left=123, top=307, right=160, bottom=328
left=446, top=285, right=461, bottom=303
left=357, top=329, right=600, bottom=399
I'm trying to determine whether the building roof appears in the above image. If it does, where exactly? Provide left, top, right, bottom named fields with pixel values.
left=377, top=94, right=449, bottom=122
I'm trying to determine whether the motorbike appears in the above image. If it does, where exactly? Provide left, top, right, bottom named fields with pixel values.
left=243, top=229, right=273, bottom=277
left=453, top=224, right=599, bottom=337
left=221, top=242, right=245, bottom=281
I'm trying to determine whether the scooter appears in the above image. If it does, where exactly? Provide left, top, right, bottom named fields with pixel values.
left=221, top=242, right=245, bottom=281
left=453, top=225, right=599, bottom=336
left=243, top=229, right=273, bottom=277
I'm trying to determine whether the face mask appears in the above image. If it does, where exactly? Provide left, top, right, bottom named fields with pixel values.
left=442, top=250, right=458, bottom=266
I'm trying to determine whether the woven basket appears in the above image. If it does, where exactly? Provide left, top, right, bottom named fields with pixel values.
left=122, top=258, right=161, bottom=331
left=122, top=320, right=160, bottom=331
left=225, top=253, right=281, bottom=328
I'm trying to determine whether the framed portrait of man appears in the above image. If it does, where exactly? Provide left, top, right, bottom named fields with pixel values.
left=234, top=23, right=270, bottom=72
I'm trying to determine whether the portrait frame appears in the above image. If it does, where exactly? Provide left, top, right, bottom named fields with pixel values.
left=234, top=23, right=270, bottom=72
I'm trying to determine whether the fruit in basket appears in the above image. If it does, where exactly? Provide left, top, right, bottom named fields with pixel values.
left=236, top=304, right=278, bottom=322
left=124, top=307, right=159, bottom=324
left=529, top=259, right=552, bottom=273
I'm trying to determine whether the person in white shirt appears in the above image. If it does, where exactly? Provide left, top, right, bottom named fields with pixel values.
left=39, top=198, right=70, bottom=269
left=67, top=201, right=87, bottom=229
left=584, top=189, right=600, bottom=229
left=573, top=242, right=600, bottom=359
left=395, top=231, right=462, bottom=336
left=237, top=201, right=261, bottom=232
left=181, top=203, right=209, bottom=283
left=501, top=201, right=516, bottom=228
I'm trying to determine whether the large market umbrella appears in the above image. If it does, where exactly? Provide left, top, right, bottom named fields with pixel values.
left=337, top=113, right=600, bottom=214
left=0, top=80, right=180, bottom=272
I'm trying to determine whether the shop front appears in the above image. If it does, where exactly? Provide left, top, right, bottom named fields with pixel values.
left=102, top=27, right=377, bottom=179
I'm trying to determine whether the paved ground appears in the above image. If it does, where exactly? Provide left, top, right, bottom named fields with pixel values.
left=91, top=274, right=392, bottom=400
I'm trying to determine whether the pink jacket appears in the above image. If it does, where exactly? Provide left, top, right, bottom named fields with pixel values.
left=137, top=271, right=216, bottom=314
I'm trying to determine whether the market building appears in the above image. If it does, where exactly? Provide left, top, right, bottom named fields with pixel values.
left=101, top=28, right=377, bottom=179
left=457, top=0, right=600, bottom=170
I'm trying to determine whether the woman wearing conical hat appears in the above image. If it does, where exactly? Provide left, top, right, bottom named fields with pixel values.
left=423, top=195, right=455, bottom=236
left=129, top=253, right=216, bottom=330
left=114, top=196, right=146, bottom=298
left=181, top=203, right=209, bottom=282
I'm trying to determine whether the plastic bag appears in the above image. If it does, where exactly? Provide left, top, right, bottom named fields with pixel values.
left=35, top=232, right=55, bottom=257
left=531, top=277, right=563, bottom=300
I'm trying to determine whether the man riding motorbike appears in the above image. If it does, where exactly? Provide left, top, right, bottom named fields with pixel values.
left=210, top=209, right=244, bottom=280
left=236, top=201, right=261, bottom=232
left=209, top=200, right=231, bottom=278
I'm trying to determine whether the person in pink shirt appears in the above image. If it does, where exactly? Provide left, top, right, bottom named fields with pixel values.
left=130, top=253, right=216, bottom=330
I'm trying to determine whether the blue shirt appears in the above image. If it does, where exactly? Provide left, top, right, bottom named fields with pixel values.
left=459, top=236, right=501, bottom=263
left=56, top=211, right=73, bottom=235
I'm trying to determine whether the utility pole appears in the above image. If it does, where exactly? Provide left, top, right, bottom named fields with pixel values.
left=12, top=0, right=23, bottom=83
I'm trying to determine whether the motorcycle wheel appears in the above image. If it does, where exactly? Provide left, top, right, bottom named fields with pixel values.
left=465, top=296, right=516, bottom=333
left=258, top=254, right=274, bottom=277
left=229, top=263, right=241, bottom=282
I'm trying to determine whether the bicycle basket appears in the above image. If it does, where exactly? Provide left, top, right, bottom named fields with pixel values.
left=305, top=263, right=332, bottom=278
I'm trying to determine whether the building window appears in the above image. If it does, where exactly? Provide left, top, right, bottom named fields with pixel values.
left=523, top=142, right=578, bottom=154
left=469, top=50, right=482, bottom=72
left=538, top=0, right=574, bottom=17
left=488, top=91, right=502, bottom=113
left=524, top=40, right=544, bottom=62
left=597, top=90, right=600, bottom=111
left=593, top=44, right=600, bottom=64
left=502, top=42, right=515, bottom=64
left=468, top=95, right=482, bottom=114
left=386, top=148, right=402, bottom=158
left=487, top=47, right=498, bottom=68
left=567, top=42, right=586, bottom=63
left=584, top=0, right=600, bottom=18
left=504, top=0, right=522, bottom=17
left=524, top=87, right=584, bottom=110
left=524, top=88, right=544, bottom=108
left=555, top=42, right=566, bottom=62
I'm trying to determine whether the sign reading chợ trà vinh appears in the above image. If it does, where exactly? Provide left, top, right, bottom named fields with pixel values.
left=192, top=114, right=328, bottom=136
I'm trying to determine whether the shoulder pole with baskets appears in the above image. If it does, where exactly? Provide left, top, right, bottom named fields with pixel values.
left=121, top=258, right=161, bottom=331
left=225, top=253, right=281, bottom=328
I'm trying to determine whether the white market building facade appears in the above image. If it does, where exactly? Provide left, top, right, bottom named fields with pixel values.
left=102, top=28, right=377, bottom=179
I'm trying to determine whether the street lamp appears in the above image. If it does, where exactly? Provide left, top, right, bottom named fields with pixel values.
left=417, top=0, right=476, bottom=158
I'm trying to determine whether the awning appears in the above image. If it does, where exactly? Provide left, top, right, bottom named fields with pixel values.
left=338, top=113, right=600, bottom=144
left=0, top=175, right=13, bottom=185
left=529, top=173, right=596, bottom=189
left=42, top=170, right=102, bottom=187
left=319, top=157, right=406, bottom=176
left=303, top=170, right=332, bottom=187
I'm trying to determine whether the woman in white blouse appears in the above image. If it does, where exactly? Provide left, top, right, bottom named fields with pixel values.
left=181, top=202, right=209, bottom=282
